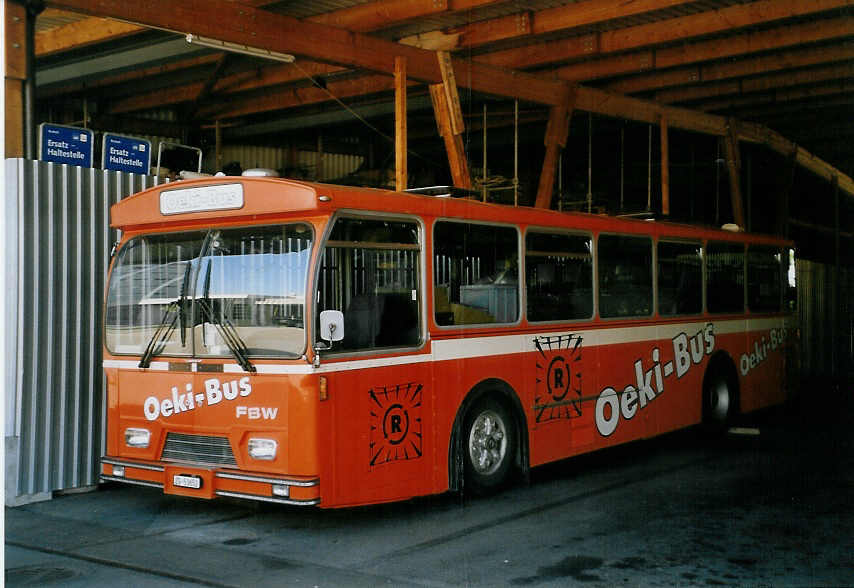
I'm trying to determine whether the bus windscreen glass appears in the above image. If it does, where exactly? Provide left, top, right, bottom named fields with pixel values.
left=105, top=224, right=313, bottom=358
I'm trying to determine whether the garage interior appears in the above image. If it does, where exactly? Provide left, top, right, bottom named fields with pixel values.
left=3, top=0, right=853, bottom=503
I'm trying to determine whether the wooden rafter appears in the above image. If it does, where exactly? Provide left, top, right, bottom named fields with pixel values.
left=35, top=0, right=505, bottom=56
left=197, top=74, right=408, bottom=120
left=401, top=12, right=532, bottom=50
left=109, top=82, right=206, bottom=114
left=429, top=56, right=471, bottom=191
left=35, top=17, right=143, bottom=56
left=605, top=41, right=854, bottom=95
left=401, top=0, right=695, bottom=52
left=697, top=81, right=854, bottom=114
left=478, top=0, right=853, bottom=70
left=723, top=119, right=745, bottom=228
left=534, top=85, right=575, bottom=210
left=41, top=0, right=854, bottom=200
left=660, top=114, right=669, bottom=216
left=654, top=62, right=854, bottom=104
left=37, top=54, right=222, bottom=98
left=395, top=56, right=407, bottom=192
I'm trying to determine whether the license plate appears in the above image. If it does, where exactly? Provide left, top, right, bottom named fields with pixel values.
left=173, top=474, right=202, bottom=489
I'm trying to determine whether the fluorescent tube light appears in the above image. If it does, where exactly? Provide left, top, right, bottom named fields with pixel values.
left=186, top=34, right=295, bottom=63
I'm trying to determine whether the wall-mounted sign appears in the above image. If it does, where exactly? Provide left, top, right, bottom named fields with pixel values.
left=39, top=123, right=94, bottom=168
left=102, top=133, right=151, bottom=174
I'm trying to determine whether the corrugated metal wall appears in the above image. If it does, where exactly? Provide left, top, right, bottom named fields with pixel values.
left=4, top=159, right=156, bottom=506
left=218, top=145, right=364, bottom=181
left=797, top=259, right=854, bottom=379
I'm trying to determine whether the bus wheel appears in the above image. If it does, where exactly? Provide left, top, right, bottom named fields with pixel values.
left=463, top=397, right=516, bottom=495
left=702, top=367, right=733, bottom=434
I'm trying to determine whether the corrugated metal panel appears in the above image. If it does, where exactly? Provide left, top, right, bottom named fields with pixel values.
left=4, top=159, right=156, bottom=505
left=219, top=145, right=364, bottom=181
left=797, top=259, right=853, bottom=378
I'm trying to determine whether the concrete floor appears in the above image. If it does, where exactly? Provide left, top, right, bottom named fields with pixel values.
left=6, top=389, right=854, bottom=587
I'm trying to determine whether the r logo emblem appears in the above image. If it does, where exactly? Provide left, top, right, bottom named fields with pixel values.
left=369, top=383, right=423, bottom=466
left=383, top=403, right=409, bottom=445
left=534, top=334, right=584, bottom=423
left=547, top=356, right=571, bottom=401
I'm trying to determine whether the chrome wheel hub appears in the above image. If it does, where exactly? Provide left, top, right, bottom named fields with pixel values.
left=468, top=410, right=508, bottom=476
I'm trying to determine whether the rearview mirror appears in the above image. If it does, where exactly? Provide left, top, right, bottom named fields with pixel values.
left=319, top=310, right=344, bottom=342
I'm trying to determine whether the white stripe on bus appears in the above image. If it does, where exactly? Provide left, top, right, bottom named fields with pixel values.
left=104, top=316, right=788, bottom=375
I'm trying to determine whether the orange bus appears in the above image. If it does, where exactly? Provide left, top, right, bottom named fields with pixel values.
left=101, top=176, right=796, bottom=507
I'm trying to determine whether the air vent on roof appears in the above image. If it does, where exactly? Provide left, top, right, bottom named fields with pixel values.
left=405, top=185, right=480, bottom=198
left=242, top=168, right=279, bottom=177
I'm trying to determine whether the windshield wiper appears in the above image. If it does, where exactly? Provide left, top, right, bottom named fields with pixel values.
left=138, top=261, right=192, bottom=368
left=197, top=258, right=256, bottom=373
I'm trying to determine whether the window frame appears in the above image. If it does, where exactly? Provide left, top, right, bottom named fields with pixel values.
left=104, top=221, right=316, bottom=359
left=432, top=218, right=523, bottom=330
left=705, top=240, right=747, bottom=315
left=596, top=232, right=655, bottom=321
left=523, top=226, right=595, bottom=324
left=313, top=210, right=427, bottom=356
left=656, top=238, right=704, bottom=318
left=746, top=244, right=784, bottom=314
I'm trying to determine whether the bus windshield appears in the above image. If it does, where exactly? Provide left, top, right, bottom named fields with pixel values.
left=105, top=223, right=313, bottom=360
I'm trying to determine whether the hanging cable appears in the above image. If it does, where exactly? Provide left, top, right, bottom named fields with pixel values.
left=287, top=61, right=433, bottom=165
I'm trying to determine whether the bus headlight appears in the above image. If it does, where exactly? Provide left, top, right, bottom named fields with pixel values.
left=248, top=438, right=277, bottom=460
left=125, top=428, right=151, bottom=448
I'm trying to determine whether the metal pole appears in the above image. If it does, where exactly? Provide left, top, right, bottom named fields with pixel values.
left=587, top=113, right=593, bottom=213
left=620, top=126, right=625, bottom=213
left=513, top=100, right=519, bottom=206
left=482, top=103, right=487, bottom=202
left=833, top=176, right=840, bottom=380
left=647, top=124, right=652, bottom=212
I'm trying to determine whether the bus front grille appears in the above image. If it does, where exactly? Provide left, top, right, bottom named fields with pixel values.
left=161, top=433, right=237, bottom=467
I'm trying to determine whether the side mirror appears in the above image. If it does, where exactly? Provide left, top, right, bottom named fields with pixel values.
left=314, top=310, right=344, bottom=368
left=319, top=310, right=344, bottom=342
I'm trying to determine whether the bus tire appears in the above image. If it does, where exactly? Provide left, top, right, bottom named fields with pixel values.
left=463, top=396, right=517, bottom=495
left=702, top=358, right=737, bottom=435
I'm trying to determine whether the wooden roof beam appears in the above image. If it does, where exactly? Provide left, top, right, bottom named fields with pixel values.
left=44, top=0, right=854, bottom=198
left=653, top=62, right=854, bottom=104
left=109, top=82, right=206, bottom=114
left=42, top=0, right=562, bottom=106
left=35, top=17, right=143, bottom=56
left=696, top=81, right=854, bottom=113
left=400, top=0, right=695, bottom=51
left=197, top=74, right=414, bottom=120
left=35, top=0, right=503, bottom=56
left=478, top=0, right=854, bottom=70
left=37, top=54, right=222, bottom=98
left=308, top=0, right=502, bottom=32
left=605, top=42, right=854, bottom=95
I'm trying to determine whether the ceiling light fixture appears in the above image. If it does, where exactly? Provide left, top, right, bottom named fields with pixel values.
left=186, top=34, right=295, bottom=63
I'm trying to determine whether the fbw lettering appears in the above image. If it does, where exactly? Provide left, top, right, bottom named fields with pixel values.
left=236, top=406, right=278, bottom=420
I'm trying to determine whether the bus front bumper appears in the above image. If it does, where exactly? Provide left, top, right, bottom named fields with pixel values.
left=100, top=457, right=321, bottom=506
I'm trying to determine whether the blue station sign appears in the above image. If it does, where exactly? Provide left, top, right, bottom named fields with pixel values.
left=102, top=133, right=152, bottom=174
left=39, top=123, right=94, bottom=168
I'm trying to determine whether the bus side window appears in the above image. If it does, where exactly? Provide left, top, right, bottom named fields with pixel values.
left=525, top=231, right=593, bottom=322
left=707, top=242, right=745, bottom=313
left=658, top=241, right=702, bottom=316
left=433, top=221, right=519, bottom=326
left=317, top=217, right=421, bottom=352
left=598, top=234, right=653, bottom=319
left=747, top=245, right=782, bottom=313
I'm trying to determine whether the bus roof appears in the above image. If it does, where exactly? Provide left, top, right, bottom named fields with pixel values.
left=111, top=176, right=791, bottom=246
